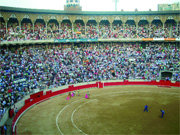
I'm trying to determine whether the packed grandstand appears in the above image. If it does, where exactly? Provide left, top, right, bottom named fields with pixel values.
left=0, top=6, right=180, bottom=42
left=0, top=2, right=180, bottom=133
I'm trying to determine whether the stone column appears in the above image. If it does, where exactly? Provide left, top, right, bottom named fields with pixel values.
left=17, top=18, right=21, bottom=33
left=33, top=23, right=35, bottom=33
left=176, top=21, right=178, bottom=32
left=148, top=18, right=153, bottom=38
left=135, top=22, right=138, bottom=38
left=31, top=19, right=35, bottom=34
left=59, top=21, right=61, bottom=34
left=110, top=21, right=112, bottom=30
left=162, top=20, right=167, bottom=37
left=84, top=21, right=87, bottom=36
left=72, top=20, right=74, bottom=38
left=97, top=21, right=100, bottom=38
left=149, top=20, right=152, bottom=38
left=163, top=22, right=165, bottom=30
left=45, top=21, right=48, bottom=34
left=122, top=20, right=126, bottom=38
left=5, top=21, right=8, bottom=33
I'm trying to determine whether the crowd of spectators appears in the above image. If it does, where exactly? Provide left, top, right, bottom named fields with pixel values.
left=99, top=22, right=112, bottom=39
left=112, top=23, right=124, bottom=38
left=0, top=22, right=6, bottom=39
left=0, top=21, right=179, bottom=42
left=21, top=22, right=33, bottom=35
left=149, top=24, right=165, bottom=38
left=123, top=24, right=137, bottom=38
left=86, top=22, right=99, bottom=39
left=57, top=22, right=72, bottom=39
left=137, top=24, right=149, bottom=38
left=0, top=42, right=179, bottom=119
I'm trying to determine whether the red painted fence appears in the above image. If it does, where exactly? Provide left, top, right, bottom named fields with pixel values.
left=12, top=80, right=180, bottom=134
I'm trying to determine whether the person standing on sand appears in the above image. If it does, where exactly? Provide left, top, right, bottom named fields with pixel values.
left=144, top=105, right=148, bottom=112
left=160, top=109, right=165, bottom=118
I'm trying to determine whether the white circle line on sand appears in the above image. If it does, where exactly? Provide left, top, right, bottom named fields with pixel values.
left=71, top=99, right=97, bottom=135
left=56, top=105, right=69, bottom=135
left=56, top=98, right=85, bottom=135
left=70, top=91, right=179, bottom=135
left=57, top=90, right=179, bottom=135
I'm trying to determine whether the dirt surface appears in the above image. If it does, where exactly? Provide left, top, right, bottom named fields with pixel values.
left=17, top=86, right=180, bottom=135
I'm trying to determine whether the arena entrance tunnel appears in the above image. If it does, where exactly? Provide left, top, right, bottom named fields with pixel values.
left=160, top=71, right=173, bottom=80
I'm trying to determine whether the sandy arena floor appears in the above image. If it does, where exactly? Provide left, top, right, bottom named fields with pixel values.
left=17, top=86, right=180, bottom=135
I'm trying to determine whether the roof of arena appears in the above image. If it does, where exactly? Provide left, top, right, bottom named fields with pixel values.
left=0, top=6, right=180, bottom=15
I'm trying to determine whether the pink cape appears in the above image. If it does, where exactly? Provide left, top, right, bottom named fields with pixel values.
left=66, top=96, right=70, bottom=100
left=85, top=94, right=89, bottom=99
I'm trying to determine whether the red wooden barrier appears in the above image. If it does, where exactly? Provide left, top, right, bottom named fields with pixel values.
left=46, top=90, right=52, bottom=95
left=98, top=82, right=104, bottom=88
left=9, top=109, right=14, bottom=118
left=30, top=91, right=43, bottom=100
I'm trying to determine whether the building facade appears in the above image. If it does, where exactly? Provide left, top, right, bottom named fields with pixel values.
left=158, top=2, right=180, bottom=11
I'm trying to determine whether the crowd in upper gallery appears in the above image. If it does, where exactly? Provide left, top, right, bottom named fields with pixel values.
left=0, top=19, right=180, bottom=41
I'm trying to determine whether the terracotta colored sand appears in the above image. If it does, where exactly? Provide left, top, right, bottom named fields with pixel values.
left=17, top=86, right=180, bottom=135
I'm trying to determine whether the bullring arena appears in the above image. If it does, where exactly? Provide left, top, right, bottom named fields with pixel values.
left=16, top=84, right=180, bottom=135
left=0, top=0, right=180, bottom=135
left=12, top=82, right=179, bottom=135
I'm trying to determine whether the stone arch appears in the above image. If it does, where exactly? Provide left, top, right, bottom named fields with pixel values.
left=152, top=16, right=163, bottom=26
left=35, top=18, right=45, bottom=25
left=138, top=20, right=149, bottom=26
left=112, top=20, right=122, bottom=27
left=47, top=19, right=59, bottom=34
left=150, top=18, right=164, bottom=38
left=167, top=16, right=174, bottom=20
left=154, top=16, right=160, bottom=20
left=137, top=20, right=149, bottom=38
left=37, top=15, right=43, bottom=20
left=76, top=16, right=82, bottom=20
left=86, top=20, right=98, bottom=39
left=7, top=14, right=19, bottom=33
left=9, top=14, right=17, bottom=19
left=125, top=20, right=136, bottom=26
left=165, top=18, right=176, bottom=25
left=165, top=18, right=177, bottom=38
left=87, top=20, right=97, bottom=26
left=124, top=19, right=136, bottom=38
left=74, top=19, right=85, bottom=34
left=151, top=19, right=163, bottom=26
left=99, top=20, right=110, bottom=38
left=100, top=16, right=108, bottom=21
left=88, top=17, right=96, bottom=21
left=49, top=16, right=57, bottom=20
left=0, top=16, right=5, bottom=24
left=112, top=20, right=123, bottom=38
left=0, top=17, right=6, bottom=36
left=99, top=20, right=110, bottom=26
left=0, top=13, right=3, bottom=18
left=61, top=19, right=72, bottom=29
left=60, top=19, right=72, bottom=39
left=21, top=15, right=33, bottom=33
left=34, top=18, right=46, bottom=33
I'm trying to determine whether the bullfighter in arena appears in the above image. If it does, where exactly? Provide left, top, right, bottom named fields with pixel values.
left=144, top=105, right=148, bottom=112
left=160, top=109, right=165, bottom=118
